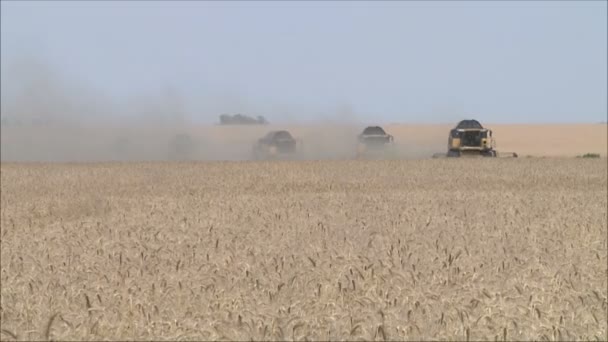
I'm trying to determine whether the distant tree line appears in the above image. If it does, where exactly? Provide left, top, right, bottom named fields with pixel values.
left=219, top=114, right=268, bottom=125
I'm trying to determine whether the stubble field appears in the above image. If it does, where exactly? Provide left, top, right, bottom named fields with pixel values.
left=1, top=158, right=607, bottom=341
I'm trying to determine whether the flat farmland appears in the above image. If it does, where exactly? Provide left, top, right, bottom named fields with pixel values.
left=1, top=124, right=606, bottom=162
left=1, top=158, right=607, bottom=341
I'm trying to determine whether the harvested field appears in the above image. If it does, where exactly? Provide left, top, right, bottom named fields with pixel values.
left=1, top=158, right=607, bottom=341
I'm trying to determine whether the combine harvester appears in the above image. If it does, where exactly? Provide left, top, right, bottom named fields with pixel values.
left=356, top=126, right=395, bottom=159
left=433, top=119, right=518, bottom=158
left=252, top=130, right=303, bottom=160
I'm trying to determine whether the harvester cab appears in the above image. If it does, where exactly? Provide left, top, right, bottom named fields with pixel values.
left=356, top=126, right=394, bottom=158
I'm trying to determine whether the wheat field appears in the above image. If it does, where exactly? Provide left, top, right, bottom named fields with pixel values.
left=1, top=158, right=607, bottom=341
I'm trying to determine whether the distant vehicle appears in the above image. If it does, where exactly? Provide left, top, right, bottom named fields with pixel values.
left=433, top=119, right=517, bottom=158
left=252, top=130, right=301, bottom=160
left=356, top=126, right=394, bottom=158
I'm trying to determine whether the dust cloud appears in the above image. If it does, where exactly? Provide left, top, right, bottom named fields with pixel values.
left=0, top=59, right=441, bottom=162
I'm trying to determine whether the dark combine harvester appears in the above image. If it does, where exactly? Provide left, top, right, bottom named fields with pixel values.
left=356, top=126, right=394, bottom=158
left=252, top=130, right=301, bottom=160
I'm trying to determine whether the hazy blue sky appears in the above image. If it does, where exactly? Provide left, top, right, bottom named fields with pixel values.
left=1, top=1, right=606, bottom=124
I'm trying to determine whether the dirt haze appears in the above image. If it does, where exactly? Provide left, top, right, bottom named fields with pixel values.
left=1, top=122, right=605, bottom=162
left=2, top=58, right=605, bottom=162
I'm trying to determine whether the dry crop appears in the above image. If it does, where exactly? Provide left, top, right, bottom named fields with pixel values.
left=1, top=158, right=607, bottom=341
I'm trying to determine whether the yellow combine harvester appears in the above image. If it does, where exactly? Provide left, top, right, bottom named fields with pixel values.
left=433, top=119, right=518, bottom=158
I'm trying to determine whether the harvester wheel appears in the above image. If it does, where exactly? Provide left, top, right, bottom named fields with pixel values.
left=447, top=150, right=460, bottom=158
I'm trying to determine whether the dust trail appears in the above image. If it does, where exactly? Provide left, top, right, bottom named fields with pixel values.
left=1, top=57, right=444, bottom=162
